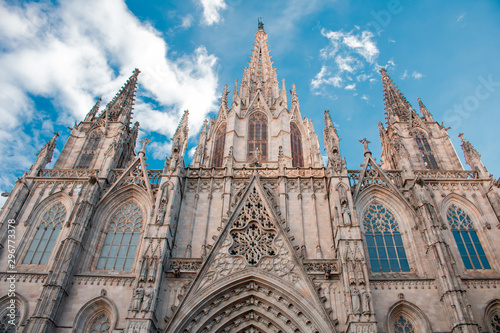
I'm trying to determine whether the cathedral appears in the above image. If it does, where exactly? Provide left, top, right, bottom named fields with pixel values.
left=1, top=22, right=500, bottom=333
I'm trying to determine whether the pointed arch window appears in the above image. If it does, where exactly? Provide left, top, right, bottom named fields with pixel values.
left=447, top=204, right=490, bottom=270
left=414, top=130, right=438, bottom=169
left=87, top=313, right=111, bottom=333
left=96, top=201, right=143, bottom=271
left=22, top=202, right=66, bottom=265
left=77, top=130, right=102, bottom=168
left=0, top=308, right=20, bottom=333
left=363, top=202, right=410, bottom=273
left=247, top=112, right=268, bottom=161
left=393, top=315, right=415, bottom=333
left=290, top=122, right=304, bottom=167
left=212, top=123, right=226, bottom=167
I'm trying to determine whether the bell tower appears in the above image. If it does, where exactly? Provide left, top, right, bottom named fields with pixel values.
left=378, top=68, right=462, bottom=175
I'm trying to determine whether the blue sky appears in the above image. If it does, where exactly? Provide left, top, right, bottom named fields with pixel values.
left=1, top=0, right=500, bottom=207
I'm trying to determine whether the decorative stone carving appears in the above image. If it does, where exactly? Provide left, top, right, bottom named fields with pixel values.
left=132, top=286, right=144, bottom=311
left=350, top=286, right=361, bottom=315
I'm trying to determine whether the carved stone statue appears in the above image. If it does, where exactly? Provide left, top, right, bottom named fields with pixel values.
left=139, top=259, right=149, bottom=282
left=132, top=286, right=144, bottom=311
left=341, top=202, right=352, bottom=226
left=142, top=287, right=154, bottom=312
left=148, top=259, right=157, bottom=282
left=350, top=286, right=361, bottom=314
left=361, top=288, right=371, bottom=314
left=156, top=199, right=167, bottom=225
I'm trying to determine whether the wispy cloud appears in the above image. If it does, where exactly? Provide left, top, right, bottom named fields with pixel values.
left=312, top=27, right=380, bottom=98
left=0, top=0, right=219, bottom=196
left=199, top=0, right=227, bottom=25
left=401, top=70, right=408, bottom=80
left=457, top=12, right=466, bottom=22
left=412, top=71, right=424, bottom=79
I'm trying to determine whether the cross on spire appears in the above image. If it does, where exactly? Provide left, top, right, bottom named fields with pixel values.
left=139, top=137, right=152, bottom=156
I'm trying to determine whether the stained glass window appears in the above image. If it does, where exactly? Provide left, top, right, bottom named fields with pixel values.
left=96, top=202, right=143, bottom=271
left=447, top=204, right=490, bottom=270
left=491, top=314, right=500, bottom=333
left=87, top=313, right=111, bottom=333
left=212, top=123, right=226, bottom=167
left=363, top=202, right=410, bottom=273
left=0, top=307, right=20, bottom=333
left=23, top=202, right=66, bottom=265
left=247, top=112, right=268, bottom=161
left=290, top=122, right=304, bottom=167
left=393, top=315, right=415, bottom=333
left=414, top=130, right=438, bottom=169
left=77, top=131, right=102, bottom=168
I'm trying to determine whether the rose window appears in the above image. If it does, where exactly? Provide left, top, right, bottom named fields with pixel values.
left=230, top=221, right=277, bottom=265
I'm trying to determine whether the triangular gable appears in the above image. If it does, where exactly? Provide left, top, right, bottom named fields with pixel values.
left=353, top=156, right=406, bottom=204
left=99, top=156, right=153, bottom=204
left=166, top=175, right=336, bottom=332
left=247, top=90, right=271, bottom=115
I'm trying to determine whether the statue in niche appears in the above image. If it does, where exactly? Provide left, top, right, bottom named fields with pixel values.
left=350, top=286, right=361, bottom=314
left=156, top=198, right=167, bottom=225
left=148, top=259, right=157, bottom=282
left=348, top=260, right=356, bottom=285
left=356, top=260, right=365, bottom=284
left=132, top=286, right=144, bottom=311
left=361, top=288, right=371, bottom=314
left=341, top=201, right=352, bottom=226
left=139, top=258, right=149, bottom=282
left=142, top=287, right=154, bottom=312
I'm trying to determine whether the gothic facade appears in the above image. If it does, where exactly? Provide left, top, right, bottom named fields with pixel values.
left=1, top=23, right=500, bottom=333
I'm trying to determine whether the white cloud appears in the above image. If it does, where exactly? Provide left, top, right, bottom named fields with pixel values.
left=401, top=70, right=408, bottom=80
left=412, top=71, right=424, bottom=79
left=311, top=66, right=342, bottom=90
left=457, top=12, right=466, bottom=22
left=313, top=27, right=380, bottom=99
left=180, top=14, right=194, bottom=29
left=0, top=0, right=219, bottom=197
left=199, top=0, right=227, bottom=25
left=361, top=95, right=369, bottom=101
left=388, top=38, right=396, bottom=43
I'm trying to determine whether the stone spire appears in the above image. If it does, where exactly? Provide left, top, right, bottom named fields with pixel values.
left=459, top=133, right=488, bottom=177
left=417, top=97, right=434, bottom=122
left=240, top=21, right=279, bottom=107
left=192, top=119, right=209, bottom=167
left=102, top=68, right=140, bottom=125
left=172, top=110, right=189, bottom=156
left=84, top=97, right=102, bottom=122
left=324, top=110, right=344, bottom=174
left=28, top=132, right=59, bottom=176
left=380, top=68, right=413, bottom=124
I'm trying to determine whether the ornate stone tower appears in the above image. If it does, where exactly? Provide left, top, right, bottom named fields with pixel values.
left=1, top=22, right=499, bottom=333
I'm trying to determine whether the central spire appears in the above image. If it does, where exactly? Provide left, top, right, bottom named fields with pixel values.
left=239, top=20, right=280, bottom=108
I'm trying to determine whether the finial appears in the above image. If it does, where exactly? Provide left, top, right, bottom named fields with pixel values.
left=359, top=138, right=372, bottom=157
left=133, top=68, right=141, bottom=75
left=139, top=137, right=152, bottom=157
left=379, top=67, right=387, bottom=75
left=258, top=17, right=264, bottom=30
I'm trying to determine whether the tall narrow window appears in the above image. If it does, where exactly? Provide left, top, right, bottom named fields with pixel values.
left=212, top=123, right=226, bottom=167
left=414, top=130, right=438, bottom=169
left=447, top=204, right=490, bottom=270
left=491, top=314, right=500, bottom=333
left=23, top=202, right=66, bottom=265
left=96, top=201, right=143, bottom=271
left=77, top=131, right=102, bottom=168
left=247, top=112, right=268, bottom=161
left=363, top=202, right=410, bottom=273
left=290, top=122, right=304, bottom=167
